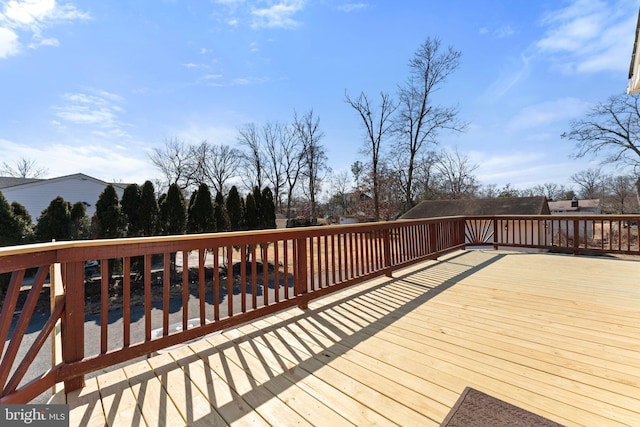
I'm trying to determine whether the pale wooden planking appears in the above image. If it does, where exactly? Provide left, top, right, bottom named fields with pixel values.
left=66, top=250, right=640, bottom=427
left=122, top=359, right=187, bottom=427
left=235, top=318, right=442, bottom=426
left=96, top=367, right=147, bottom=427
left=187, top=337, right=314, bottom=427
left=146, top=352, right=229, bottom=427
left=207, top=330, right=357, bottom=427
left=170, top=344, right=270, bottom=427
left=67, top=376, right=106, bottom=427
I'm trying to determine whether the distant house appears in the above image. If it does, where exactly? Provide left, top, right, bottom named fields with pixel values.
left=0, top=173, right=127, bottom=222
left=400, top=196, right=550, bottom=219
left=275, top=213, right=288, bottom=229
left=548, top=198, right=601, bottom=215
left=400, top=196, right=550, bottom=246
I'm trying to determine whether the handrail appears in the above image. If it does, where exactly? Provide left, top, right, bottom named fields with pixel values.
left=0, top=217, right=465, bottom=403
left=464, top=214, right=640, bottom=255
left=0, top=214, right=637, bottom=403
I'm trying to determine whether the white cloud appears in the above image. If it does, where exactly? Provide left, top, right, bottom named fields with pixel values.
left=3, top=0, right=56, bottom=26
left=0, top=26, right=20, bottom=57
left=508, top=97, right=591, bottom=131
left=494, top=25, right=514, bottom=38
left=535, top=0, right=636, bottom=74
left=0, top=0, right=90, bottom=58
left=337, top=2, right=369, bottom=13
left=251, top=0, right=305, bottom=29
left=483, top=54, right=532, bottom=101
left=52, top=89, right=129, bottom=137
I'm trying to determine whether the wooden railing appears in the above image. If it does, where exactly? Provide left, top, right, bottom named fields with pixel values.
left=1, top=214, right=638, bottom=404
left=0, top=217, right=465, bottom=404
left=464, top=215, right=640, bottom=255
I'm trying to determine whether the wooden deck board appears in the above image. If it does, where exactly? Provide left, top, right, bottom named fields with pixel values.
left=67, top=250, right=640, bottom=426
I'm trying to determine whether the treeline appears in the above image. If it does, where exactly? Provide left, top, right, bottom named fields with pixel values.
left=0, top=181, right=276, bottom=248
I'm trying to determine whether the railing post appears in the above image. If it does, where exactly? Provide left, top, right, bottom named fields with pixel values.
left=49, top=263, right=65, bottom=398
left=61, top=261, right=85, bottom=393
left=459, top=219, right=466, bottom=249
left=492, top=219, right=499, bottom=250
left=573, top=218, right=580, bottom=255
left=428, top=223, right=438, bottom=254
left=295, top=238, right=308, bottom=309
left=383, top=229, right=392, bottom=277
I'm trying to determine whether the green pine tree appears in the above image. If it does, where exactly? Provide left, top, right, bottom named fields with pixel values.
left=95, top=184, right=125, bottom=239
left=226, top=186, right=243, bottom=231
left=140, top=181, right=159, bottom=236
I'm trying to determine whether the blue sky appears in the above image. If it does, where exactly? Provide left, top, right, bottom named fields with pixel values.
left=0, top=0, right=637, bottom=192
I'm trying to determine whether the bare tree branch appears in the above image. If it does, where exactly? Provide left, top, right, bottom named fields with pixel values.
left=1, top=158, right=48, bottom=178
left=394, top=37, right=467, bottom=212
left=345, top=90, right=398, bottom=220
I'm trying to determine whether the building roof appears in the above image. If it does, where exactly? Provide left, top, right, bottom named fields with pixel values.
left=0, top=176, right=44, bottom=189
left=0, top=173, right=127, bottom=191
left=400, top=196, right=550, bottom=219
left=548, top=199, right=600, bottom=212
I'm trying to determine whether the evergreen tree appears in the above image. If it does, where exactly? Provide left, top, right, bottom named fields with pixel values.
left=121, top=183, right=142, bottom=236
left=261, top=187, right=277, bottom=229
left=11, top=201, right=32, bottom=226
left=11, top=201, right=33, bottom=242
left=70, top=201, right=91, bottom=239
left=0, top=191, right=29, bottom=246
left=252, top=186, right=263, bottom=227
left=160, top=183, right=187, bottom=235
left=140, top=180, right=159, bottom=236
left=244, top=191, right=258, bottom=230
left=239, top=197, right=246, bottom=230
left=226, top=186, right=243, bottom=231
left=186, top=189, right=198, bottom=233
left=95, top=184, right=125, bottom=238
left=188, top=183, right=214, bottom=233
left=35, top=196, right=72, bottom=242
left=213, top=190, right=228, bottom=232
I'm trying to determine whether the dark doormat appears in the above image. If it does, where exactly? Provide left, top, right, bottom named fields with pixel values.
left=440, top=387, right=565, bottom=427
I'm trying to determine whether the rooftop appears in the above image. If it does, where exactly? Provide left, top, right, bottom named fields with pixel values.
left=400, top=196, right=550, bottom=219
left=63, top=250, right=640, bottom=426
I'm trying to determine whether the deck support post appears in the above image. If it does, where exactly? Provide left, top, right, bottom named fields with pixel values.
left=61, top=261, right=85, bottom=393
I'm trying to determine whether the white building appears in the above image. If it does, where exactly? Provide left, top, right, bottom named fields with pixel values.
left=0, top=173, right=127, bottom=222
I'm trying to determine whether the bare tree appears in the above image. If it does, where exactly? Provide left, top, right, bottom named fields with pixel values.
left=571, top=168, right=606, bottom=200
left=282, top=126, right=305, bottom=222
left=1, top=157, right=48, bottom=178
left=263, top=122, right=291, bottom=211
left=412, top=152, right=439, bottom=201
left=326, top=169, right=352, bottom=219
left=203, top=143, right=242, bottom=195
left=607, top=175, right=636, bottom=213
left=562, top=93, right=640, bottom=206
left=394, top=37, right=467, bottom=212
left=237, top=123, right=264, bottom=191
left=149, top=137, right=197, bottom=191
left=529, top=183, right=572, bottom=201
left=345, top=91, right=398, bottom=221
left=293, top=109, right=328, bottom=222
left=434, top=149, right=479, bottom=199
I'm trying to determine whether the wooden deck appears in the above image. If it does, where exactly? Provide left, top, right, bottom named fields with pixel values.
left=62, top=250, right=640, bottom=426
